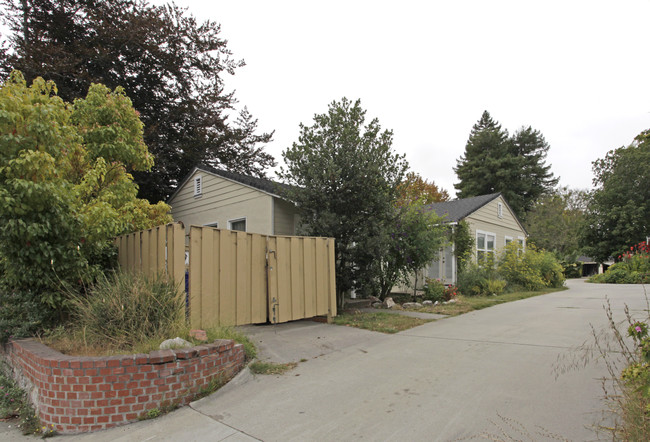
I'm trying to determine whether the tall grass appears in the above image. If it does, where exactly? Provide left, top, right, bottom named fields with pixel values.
left=69, top=271, right=185, bottom=350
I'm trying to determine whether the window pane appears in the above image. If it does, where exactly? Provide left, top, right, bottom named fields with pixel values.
left=487, top=235, right=495, bottom=251
left=230, top=220, right=246, bottom=232
left=477, top=233, right=485, bottom=249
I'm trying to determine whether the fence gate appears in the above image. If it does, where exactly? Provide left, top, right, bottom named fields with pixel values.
left=117, top=223, right=337, bottom=329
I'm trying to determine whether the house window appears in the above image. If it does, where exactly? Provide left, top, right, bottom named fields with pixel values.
left=229, top=218, right=246, bottom=232
left=194, top=175, right=202, bottom=197
left=497, top=202, right=503, bottom=219
left=505, top=236, right=513, bottom=247
left=518, top=236, right=526, bottom=251
left=476, top=231, right=496, bottom=262
left=204, top=221, right=218, bottom=228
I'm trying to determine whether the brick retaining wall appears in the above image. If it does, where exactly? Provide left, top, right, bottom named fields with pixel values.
left=1, top=338, right=245, bottom=434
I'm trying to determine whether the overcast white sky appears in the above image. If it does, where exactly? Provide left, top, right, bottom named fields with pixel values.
left=162, top=0, right=650, bottom=197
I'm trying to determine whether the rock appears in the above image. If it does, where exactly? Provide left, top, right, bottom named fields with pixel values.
left=190, top=329, right=208, bottom=341
left=160, top=337, right=193, bottom=350
left=448, top=299, right=457, bottom=303
left=402, top=302, right=422, bottom=309
left=383, top=297, right=395, bottom=309
left=434, top=301, right=439, bottom=306
left=368, top=295, right=381, bottom=303
left=422, top=300, right=433, bottom=305
left=371, top=302, right=383, bottom=308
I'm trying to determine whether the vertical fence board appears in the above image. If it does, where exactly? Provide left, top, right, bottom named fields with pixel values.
left=250, top=234, right=266, bottom=323
left=315, top=239, right=327, bottom=315
left=236, top=233, right=251, bottom=325
left=302, top=239, right=317, bottom=318
left=219, top=231, right=236, bottom=325
left=156, top=226, right=165, bottom=271
left=267, top=236, right=278, bottom=324
left=327, top=238, right=337, bottom=317
left=275, top=237, right=291, bottom=323
left=290, top=237, right=304, bottom=320
left=200, top=228, right=215, bottom=328
left=189, top=226, right=203, bottom=328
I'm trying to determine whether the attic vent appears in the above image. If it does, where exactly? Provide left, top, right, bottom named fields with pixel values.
left=194, top=175, right=202, bottom=196
left=497, top=202, right=503, bottom=219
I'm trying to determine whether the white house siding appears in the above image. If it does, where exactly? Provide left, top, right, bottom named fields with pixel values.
left=169, top=170, right=274, bottom=235
left=273, top=198, right=299, bottom=236
left=465, top=196, right=526, bottom=255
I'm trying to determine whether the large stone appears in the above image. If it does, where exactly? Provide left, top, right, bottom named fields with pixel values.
left=403, top=302, right=422, bottom=309
left=383, top=297, right=395, bottom=309
left=422, top=300, right=433, bottom=305
left=160, top=337, right=193, bottom=350
left=372, top=302, right=383, bottom=308
left=368, top=295, right=381, bottom=303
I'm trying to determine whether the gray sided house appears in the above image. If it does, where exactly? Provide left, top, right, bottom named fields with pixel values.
left=425, top=193, right=527, bottom=285
left=168, top=165, right=299, bottom=235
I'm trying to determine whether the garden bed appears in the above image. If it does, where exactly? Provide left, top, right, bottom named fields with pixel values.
left=1, top=337, right=245, bottom=434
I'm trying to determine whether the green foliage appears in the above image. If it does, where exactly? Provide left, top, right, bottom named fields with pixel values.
left=590, top=241, right=650, bottom=284
left=451, top=220, right=474, bottom=273
left=0, top=71, right=171, bottom=339
left=1, top=0, right=275, bottom=202
left=423, top=278, right=446, bottom=302
left=458, top=243, right=564, bottom=296
left=423, top=278, right=458, bottom=302
left=0, top=366, right=45, bottom=435
left=383, top=200, right=447, bottom=298
left=454, top=111, right=558, bottom=219
left=69, top=272, right=185, bottom=350
left=457, top=261, right=505, bottom=297
left=279, top=98, right=410, bottom=305
left=497, top=243, right=565, bottom=290
left=524, top=187, right=588, bottom=258
left=581, top=131, right=650, bottom=262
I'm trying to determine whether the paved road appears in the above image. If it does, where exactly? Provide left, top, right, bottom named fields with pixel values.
left=7, top=279, right=648, bottom=441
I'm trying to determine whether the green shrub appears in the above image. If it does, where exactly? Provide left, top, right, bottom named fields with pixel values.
left=497, top=243, right=565, bottom=290
left=457, top=261, right=505, bottom=297
left=591, top=242, right=650, bottom=284
left=70, top=271, right=185, bottom=349
left=423, top=278, right=446, bottom=302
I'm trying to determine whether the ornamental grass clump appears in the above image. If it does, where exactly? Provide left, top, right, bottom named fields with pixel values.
left=70, top=271, right=185, bottom=350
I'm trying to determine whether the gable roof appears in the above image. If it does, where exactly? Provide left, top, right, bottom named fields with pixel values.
left=168, top=164, right=294, bottom=202
left=425, top=193, right=501, bottom=222
left=426, top=192, right=528, bottom=235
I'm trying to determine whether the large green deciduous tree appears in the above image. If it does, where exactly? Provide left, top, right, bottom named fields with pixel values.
left=454, top=111, right=558, bottom=219
left=581, top=131, right=650, bottom=262
left=524, top=187, right=588, bottom=259
left=0, top=71, right=170, bottom=338
left=280, top=98, right=444, bottom=305
left=0, top=0, right=275, bottom=202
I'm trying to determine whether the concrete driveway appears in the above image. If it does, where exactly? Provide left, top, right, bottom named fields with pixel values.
left=38, top=280, right=650, bottom=440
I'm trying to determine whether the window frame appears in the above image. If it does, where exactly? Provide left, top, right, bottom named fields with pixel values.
left=476, top=230, right=496, bottom=262
left=228, top=218, right=247, bottom=232
left=193, top=175, right=203, bottom=197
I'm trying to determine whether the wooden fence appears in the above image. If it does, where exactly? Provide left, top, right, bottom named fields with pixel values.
left=115, top=222, right=185, bottom=284
left=115, top=223, right=336, bottom=328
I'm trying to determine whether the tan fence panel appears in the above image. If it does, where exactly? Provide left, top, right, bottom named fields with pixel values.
left=115, top=223, right=186, bottom=304
left=189, top=227, right=267, bottom=328
left=115, top=222, right=185, bottom=280
left=267, top=235, right=336, bottom=323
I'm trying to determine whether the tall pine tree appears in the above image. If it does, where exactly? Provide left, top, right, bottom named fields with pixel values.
left=0, top=0, right=275, bottom=202
left=454, top=111, right=557, bottom=218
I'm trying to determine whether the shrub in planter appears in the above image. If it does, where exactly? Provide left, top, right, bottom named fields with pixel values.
left=70, top=271, right=184, bottom=349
